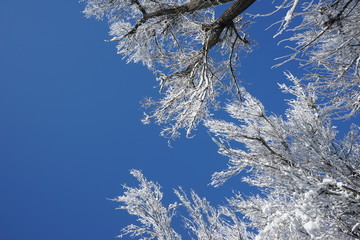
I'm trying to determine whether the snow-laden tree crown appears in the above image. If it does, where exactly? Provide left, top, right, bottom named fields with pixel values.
left=83, top=0, right=359, bottom=239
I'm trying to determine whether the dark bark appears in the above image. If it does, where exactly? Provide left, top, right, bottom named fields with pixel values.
left=128, top=0, right=256, bottom=49
left=205, top=0, right=256, bottom=49
left=126, top=0, right=236, bottom=37
left=143, top=0, right=235, bottom=20
left=217, top=0, right=256, bottom=25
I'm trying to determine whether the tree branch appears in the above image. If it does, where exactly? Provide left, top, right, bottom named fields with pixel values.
left=204, top=0, right=255, bottom=50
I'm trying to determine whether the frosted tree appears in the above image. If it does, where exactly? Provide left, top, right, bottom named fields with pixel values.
left=272, top=0, right=360, bottom=117
left=83, top=0, right=256, bottom=138
left=82, top=0, right=360, bottom=239
left=111, top=170, right=181, bottom=239
left=113, top=77, right=359, bottom=239
left=83, top=0, right=360, bottom=137
left=206, top=74, right=360, bottom=238
left=113, top=170, right=254, bottom=239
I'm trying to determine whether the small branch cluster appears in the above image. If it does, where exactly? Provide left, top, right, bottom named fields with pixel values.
left=83, top=0, right=254, bottom=138
left=114, top=170, right=254, bottom=239
left=271, top=0, right=360, bottom=118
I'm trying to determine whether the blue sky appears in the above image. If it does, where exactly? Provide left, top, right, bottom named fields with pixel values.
left=1, top=1, right=306, bottom=239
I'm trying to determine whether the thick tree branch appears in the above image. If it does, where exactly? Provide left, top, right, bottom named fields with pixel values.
left=204, top=0, right=255, bottom=49
left=126, top=0, right=256, bottom=50
left=217, top=0, right=255, bottom=25
left=144, top=0, right=235, bottom=19
left=126, top=0, right=235, bottom=36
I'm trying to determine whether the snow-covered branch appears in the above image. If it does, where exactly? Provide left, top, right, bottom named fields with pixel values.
left=82, top=0, right=360, bottom=238
left=111, top=170, right=181, bottom=239
left=83, top=0, right=255, bottom=138
left=272, top=0, right=360, bottom=117
left=206, top=75, right=360, bottom=238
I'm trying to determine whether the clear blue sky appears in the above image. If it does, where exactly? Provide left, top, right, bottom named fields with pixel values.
left=1, top=1, right=303, bottom=239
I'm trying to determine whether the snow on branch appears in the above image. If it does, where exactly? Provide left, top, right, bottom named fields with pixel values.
left=273, top=0, right=360, bottom=117
left=113, top=170, right=255, bottom=239
left=206, top=75, right=360, bottom=238
left=83, top=0, right=255, bottom=138
left=111, top=170, right=180, bottom=239
left=82, top=1, right=360, bottom=237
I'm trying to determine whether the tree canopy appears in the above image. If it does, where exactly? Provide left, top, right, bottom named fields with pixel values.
left=83, top=0, right=360, bottom=239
